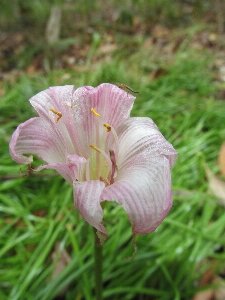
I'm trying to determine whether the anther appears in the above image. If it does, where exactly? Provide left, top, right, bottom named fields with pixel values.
left=50, top=108, right=62, bottom=123
left=100, top=176, right=110, bottom=187
left=103, top=123, right=111, bottom=132
left=91, top=108, right=100, bottom=117
left=90, top=145, right=112, bottom=170
left=90, top=144, right=101, bottom=153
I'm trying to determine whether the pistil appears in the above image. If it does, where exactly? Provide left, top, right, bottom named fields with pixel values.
left=109, top=150, right=117, bottom=184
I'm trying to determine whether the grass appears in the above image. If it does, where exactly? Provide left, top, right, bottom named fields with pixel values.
left=1, top=7, right=225, bottom=300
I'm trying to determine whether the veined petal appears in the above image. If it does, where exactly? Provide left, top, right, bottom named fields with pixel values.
left=101, top=156, right=172, bottom=235
left=31, top=154, right=87, bottom=185
left=71, top=83, right=135, bottom=129
left=29, top=85, right=75, bottom=121
left=9, top=117, right=66, bottom=165
left=30, top=86, right=86, bottom=156
left=117, top=117, right=178, bottom=170
left=36, top=163, right=74, bottom=185
left=73, top=180, right=107, bottom=235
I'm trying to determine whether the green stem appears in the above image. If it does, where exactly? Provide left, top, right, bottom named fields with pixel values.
left=94, top=229, right=103, bottom=300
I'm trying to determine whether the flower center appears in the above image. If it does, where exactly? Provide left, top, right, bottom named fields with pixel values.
left=89, top=108, right=118, bottom=184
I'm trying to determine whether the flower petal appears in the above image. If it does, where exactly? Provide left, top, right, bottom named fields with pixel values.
left=9, top=117, right=66, bottom=165
left=73, top=180, right=107, bottom=235
left=116, top=117, right=178, bottom=170
left=101, top=156, right=172, bottom=235
left=36, top=163, right=74, bottom=185
left=29, top=85, right=75, bottom=121
left=77, top=83, right=135, bottom=129
left=30, top=85, right=87, bottom=156
left=36, top=153, right=87, bottom=185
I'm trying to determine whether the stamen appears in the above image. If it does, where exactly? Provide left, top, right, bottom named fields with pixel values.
left=90, top=144, right=112, bottom=171
left=50, top=108, right=62, bottom=123
left=90, top=144, right=101, bottom=153
left=103, top=123, right=111, bottom=132
left=100, top=176, right=110, bottom=187
left=91, top=108, right=100, bottom=117
left=103, top=122, right=119, bottom=159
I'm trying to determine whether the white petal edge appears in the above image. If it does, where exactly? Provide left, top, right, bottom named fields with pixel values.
left=70, top=83, right=135, bottom=128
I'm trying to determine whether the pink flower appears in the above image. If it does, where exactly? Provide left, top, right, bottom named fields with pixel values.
left=10, top=83, right=177, bottom=237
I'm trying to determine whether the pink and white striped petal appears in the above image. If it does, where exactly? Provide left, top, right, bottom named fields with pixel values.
left=35, top=163, right=75, bottom=185
left=9, top=117, right=67, bottom=165
left=30, top=86, right=87, bottom=156
left=73, top=180, right=107, bottom=235
left=101, top=156, right=172, bottom=235
left=35, top=154, right=87, bottom=185
left=73, top=84, right=135, bottom=129
left=116, top=117, right=178, bottom=170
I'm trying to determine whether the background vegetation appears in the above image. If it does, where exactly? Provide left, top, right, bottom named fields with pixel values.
left=0, top=0, right=225, bottom=299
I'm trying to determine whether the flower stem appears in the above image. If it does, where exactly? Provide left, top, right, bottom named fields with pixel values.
left=94, top=229, right=103, bottom=300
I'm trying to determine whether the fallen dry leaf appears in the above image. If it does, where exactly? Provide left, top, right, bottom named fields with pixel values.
left=218, top=142, right=225, bottom=176
left=213, top=276, right=225, bottom=300
left=192, top=289, right=214, bottom=300
left=192, top=264, right=215, bottom=300
left=204, top=164, right=225, bottom=206
left=192, top=264, right=225, bottom=300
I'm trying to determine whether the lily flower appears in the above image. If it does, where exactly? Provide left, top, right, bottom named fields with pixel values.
left=10, top=83, right=177, bottom=237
